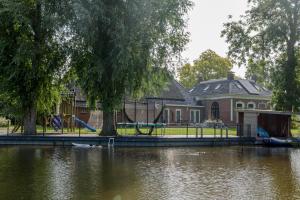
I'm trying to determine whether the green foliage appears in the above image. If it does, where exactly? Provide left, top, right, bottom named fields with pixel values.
left=222, top=0, right=300, bottom=111
left=178, top=63, right=195, bottom=89
left=0, top=0, right=73, bottom=132
left=71, top=0, right=193, bottom=112
left=178, top=50, right=233, bottom=88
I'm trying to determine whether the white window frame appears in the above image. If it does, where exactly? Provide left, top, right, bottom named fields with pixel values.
left=247, top=102, right=256, bottom=109
left=175, top=109, right=181, bottom=123
left=164, top=108, right=170, bottom=124
left=215, top=84, right=221, bottom=90
left=190, top=109, right=201, bottom=123
left=235, top=82, right=243, bottom=89
left=203, top=85, right=210, bottom=91
left=236, top=101, right=245, bottom=109
left=253, top=84, right=261, bottom=91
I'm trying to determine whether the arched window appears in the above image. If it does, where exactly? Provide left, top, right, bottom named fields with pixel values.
left=211, top=102, right=220, bottom=120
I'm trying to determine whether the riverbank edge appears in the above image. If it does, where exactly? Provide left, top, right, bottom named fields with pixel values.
left=0, top=136, right=258, bottom=147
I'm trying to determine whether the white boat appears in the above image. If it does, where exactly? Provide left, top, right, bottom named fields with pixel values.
left=72, top=143, right=102, bottom=148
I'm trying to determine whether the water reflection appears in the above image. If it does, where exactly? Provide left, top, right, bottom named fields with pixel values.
left=0, top=146, right=299, bottom=199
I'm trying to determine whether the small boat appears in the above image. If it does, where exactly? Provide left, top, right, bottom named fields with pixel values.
left=263, top=137, right=294, bottom=147
left=72, top=143, right=102, bottom=148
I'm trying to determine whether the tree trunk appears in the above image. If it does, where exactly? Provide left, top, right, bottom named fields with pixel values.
left=23, top=104, right=37, bottom=135
left=101, top=110, right=117, bottom=136
left=284, top=39, right=297, bottom=111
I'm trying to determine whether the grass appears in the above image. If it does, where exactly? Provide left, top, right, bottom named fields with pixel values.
left=291, top=129, right=300, bottom=137
left=2, top=124, right=300, bottom=137
left=117, top=127, right=237, bottom=136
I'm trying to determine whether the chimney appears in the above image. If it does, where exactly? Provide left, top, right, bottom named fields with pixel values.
left=197, top=75, right=204, bottom=83
left=227, top=71, right=234, bottom=81
left=251, top=75, right=257, bottom=83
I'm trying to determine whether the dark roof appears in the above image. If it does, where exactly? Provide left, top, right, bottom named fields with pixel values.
left=190, top=78, right=272, bottom=98
left=146, top=79, right=196, bottom=106
left=72, top=78, right=198, bottom=107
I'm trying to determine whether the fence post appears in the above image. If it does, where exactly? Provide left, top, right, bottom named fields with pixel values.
left=196, top=127, right=198, bottom=138
left=79, top=125, right=81, bottom=137
left=201, top=127, right=203, bottom=138
left=221, top=127, right=223, bottom=138
left=7, top=120, right=9, bottom=136
left=214, top=125, right=216, bottom=138
left=186, top=123, right=189, bottom=138
left=226, top=127, right=228, bottom=138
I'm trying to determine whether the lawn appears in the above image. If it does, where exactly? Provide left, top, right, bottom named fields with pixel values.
left=1, top=125, right=237, bottom=136
left=1, top=124, right=300, bottom=137
left=117, top=127, right=237, bottom=136
left=291, top=129, right=300, bottom=137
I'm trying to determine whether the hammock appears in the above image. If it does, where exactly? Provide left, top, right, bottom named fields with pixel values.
left=122, top=102, right=165, bottom=135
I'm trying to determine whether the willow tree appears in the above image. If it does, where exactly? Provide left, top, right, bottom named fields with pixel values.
left=0, top=0, right=72, bottom=134
left=71, top=0, right=192, bottom=136
left=222, top=0, right=300, bottom=111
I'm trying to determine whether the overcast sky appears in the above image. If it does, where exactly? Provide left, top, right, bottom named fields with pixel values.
left=182, top=0, right=249, bottom=78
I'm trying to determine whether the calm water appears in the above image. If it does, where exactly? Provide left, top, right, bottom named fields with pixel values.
left=0, top=146, right=300, bottom=200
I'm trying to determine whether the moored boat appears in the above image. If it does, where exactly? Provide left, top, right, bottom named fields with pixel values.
left=72, top=143, right=103, bottom=148
left=263, top=137, right=295, bottom=147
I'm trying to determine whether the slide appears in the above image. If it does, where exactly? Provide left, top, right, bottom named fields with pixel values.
left=257, top=127, right=269, bottom=138
left=75, top=117, right=96, bottom=132
left=52, top=115, right=62, bottom=131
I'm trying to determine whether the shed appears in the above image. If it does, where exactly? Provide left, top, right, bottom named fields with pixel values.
left=237, top=109, right=292, bottom=138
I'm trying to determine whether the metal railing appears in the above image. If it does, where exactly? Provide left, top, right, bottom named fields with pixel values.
left=116, top=122, right=236, bottom=138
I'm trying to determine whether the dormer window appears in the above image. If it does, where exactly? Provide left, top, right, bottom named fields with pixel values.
left=215, top=84, right=221, bottom=90
left=263, top=87, right=268, bottom=91
left=203, top=85, right=210, bottom=91
left=235, top=82, right=243, bottom=89
left=253, top=84, right=261, bottom=91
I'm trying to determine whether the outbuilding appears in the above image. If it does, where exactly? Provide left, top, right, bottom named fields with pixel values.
left=237, top=109, right=292, bottom=138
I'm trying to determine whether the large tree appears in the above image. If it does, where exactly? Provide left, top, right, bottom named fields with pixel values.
left=222, top=0, right=300, bottom=111
left=0, top=0, right=72, bottom=134
left=178, top=50, right=233, bottom=88
left=71, top=0, right=192, bottom=136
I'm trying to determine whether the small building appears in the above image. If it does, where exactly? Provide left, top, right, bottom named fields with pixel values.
left=237, top=109, right=292, bottom=138
left=190, top=72, right=272, bottom=126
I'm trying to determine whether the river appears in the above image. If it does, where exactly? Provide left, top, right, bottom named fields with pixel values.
left=0, top=146, right=299, bottom=200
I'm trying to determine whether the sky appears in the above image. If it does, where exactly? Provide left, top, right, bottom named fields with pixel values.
left=182, top=0, right=249, bottom=78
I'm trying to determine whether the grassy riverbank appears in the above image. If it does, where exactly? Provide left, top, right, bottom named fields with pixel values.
left=1, top=125, right=299, bottom=137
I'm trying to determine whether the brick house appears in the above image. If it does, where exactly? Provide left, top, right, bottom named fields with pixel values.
left=69, top=78, right=204, bottom=128
left=146, top=79, right=204, bottom=125
left=189, top=72, right=272, bottom=126
left=119, top=79, right=204, bottom=125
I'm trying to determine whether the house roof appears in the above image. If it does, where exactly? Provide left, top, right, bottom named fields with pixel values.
left=72, top=78, right=197, bottom=107
left=145, top=78, right=196, bottom=106
left=190, top=78, right=272, bottom=99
